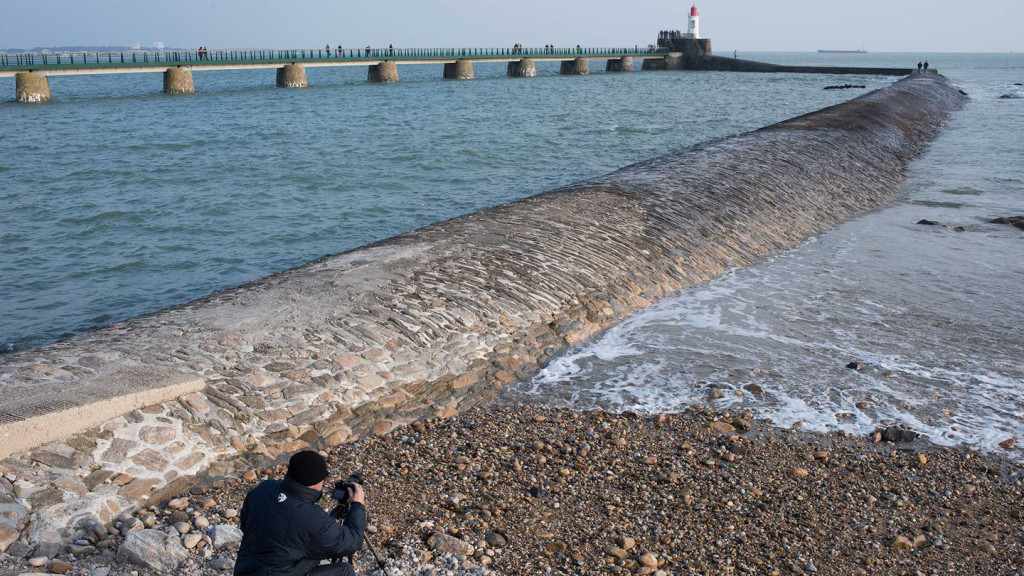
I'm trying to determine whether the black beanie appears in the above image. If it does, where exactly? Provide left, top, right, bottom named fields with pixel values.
left=286, top=451, right=329, bottom=486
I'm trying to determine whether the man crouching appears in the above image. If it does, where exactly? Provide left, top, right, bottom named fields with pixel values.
left=235, top=451, right=366, bottom=576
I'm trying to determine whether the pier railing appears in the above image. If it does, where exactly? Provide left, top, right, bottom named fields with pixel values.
left=0, top=46, right=669, bottom=72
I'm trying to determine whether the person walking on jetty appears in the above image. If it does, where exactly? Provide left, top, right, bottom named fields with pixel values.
left=365, top=45, right=371, bottom=57
left=924, top=60, right=930, bottom=71
left=917, top=61, right=923, bottom=72
left=234, top=451, right=367, bottom=576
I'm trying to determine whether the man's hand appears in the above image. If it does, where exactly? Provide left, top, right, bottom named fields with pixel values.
left=347, top=483, right=364, bottom=505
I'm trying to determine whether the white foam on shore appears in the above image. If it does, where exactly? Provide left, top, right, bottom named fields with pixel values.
left=516, top=218, right=1024, bottom=461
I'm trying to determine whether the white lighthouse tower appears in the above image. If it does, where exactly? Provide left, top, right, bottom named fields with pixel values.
left=687, top=4, right=700, bottom=38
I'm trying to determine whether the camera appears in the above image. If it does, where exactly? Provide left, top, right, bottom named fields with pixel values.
left=330, top=473, right=365, bottom=504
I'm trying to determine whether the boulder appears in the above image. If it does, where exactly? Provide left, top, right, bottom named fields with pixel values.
left=208, top=524, right=244, bottom=549
left=116, top=529, right=188, bottom=572
left=989, top=216, right=1024, bottom=230
left=881, top=426, right=919, bottom=443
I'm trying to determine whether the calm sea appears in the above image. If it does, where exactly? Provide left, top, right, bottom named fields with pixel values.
left=2, top=52, right=1021, bottom=455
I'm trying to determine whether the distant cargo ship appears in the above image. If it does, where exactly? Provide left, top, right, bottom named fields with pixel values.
left=818, top=49, right=868, bottom=54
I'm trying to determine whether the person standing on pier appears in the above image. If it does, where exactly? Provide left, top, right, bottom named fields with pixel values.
left=388, top=43, right=394, bottom=56
left=337, top=44, right=343, bottom=58
left=924, top=60, right=929, bottom=71
left=917, top=61, right=923, bottom=72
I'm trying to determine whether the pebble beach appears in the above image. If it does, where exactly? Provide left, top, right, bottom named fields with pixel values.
left=4, top=406, right=1022, bottom=576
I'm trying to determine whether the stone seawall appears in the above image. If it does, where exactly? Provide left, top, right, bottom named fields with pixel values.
left=0, top=74, right=964, bottom=546
left=695, top=55, right=914, bottom=76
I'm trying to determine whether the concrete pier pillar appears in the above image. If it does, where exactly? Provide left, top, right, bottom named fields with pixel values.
left=368, top=61, right=399, bottom=83
left=606, top=57, right=634, bottom=72
left=15, top=72, right=51, bottom=103
left=506, top=58, right=536, bottom=77
left=163, top=68, right=195, bottom=94
left=276, top=64, right=308, bottom=88
left=559, top=58, right=590, bottom=75
left=443, top=59, right=474, bottom=80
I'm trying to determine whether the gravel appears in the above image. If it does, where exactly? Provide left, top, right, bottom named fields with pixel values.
left=2, top=406, right=1022, bottom=576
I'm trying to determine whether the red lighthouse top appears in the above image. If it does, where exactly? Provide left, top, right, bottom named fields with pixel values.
left=690, top=5, right=698, bottom=16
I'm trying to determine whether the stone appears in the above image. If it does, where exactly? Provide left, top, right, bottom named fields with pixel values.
left=483, top=532, right=507, bottom=547
left=102, top=439, right=138, bottom=464
left=426, top=532, right=474, bottom=555
left=846, top=361, right=866, bottom=370
left=83, top=470, right=115, bottom=491
left=118, top=478, right=160, bottom=500
left=743, top=383, right=765, bottom=395
left=792, top=468, right=810, bottom=477
left=892, top=536, right=914, bottom=550
left=49, top=559, right=72, bottom=574
left=210, top=556, right=234, bottom=571
left=90, top=568, right=111, bottom=576
left=138, top=426, right=177, bottom=445
left=357, top=374, right=386, bottom=391
left=31, top=541, right=61, bottom=559
left=881, top=426, right=919, bottom=443
left=29, top=556, right=48, bottom=567
left=603, top=546, right=629, bottom=559
left=167, top=497, right=189, bottom=510
left=916, top=219, right=940, bottom=226
left=615, top=536, right=636, bottom=550
left=28, top=488, right=64, bottom=508
left=989, top=216, right=1024, bottom=230
left=998, top=437, right=1016, bottom=450
left=116, top=529, right=189, bottom=572
left=639, top=552, right=658, bottom=567
left=708, top=422, right=735, bottom=433
left=173, top=521, right=191, bottom=534
left=0, top=522, right=20, bottom=553
left=182, top=533, right=203, bottom=549
left=30, top=451, right=77, bottom=470
left=208, top=524, right=244, bottom=548
left=6, top=540, right=33, bottom=559
left=120, top=517, right=144, bottom=535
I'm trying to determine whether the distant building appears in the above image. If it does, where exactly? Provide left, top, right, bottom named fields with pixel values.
left=687, top=4, right=700, bottom=39
left=153, top=41, right=165, bottom=50
left=131, top=43, right=141, bottom=50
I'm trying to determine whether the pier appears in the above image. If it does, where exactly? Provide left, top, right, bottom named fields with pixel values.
left=1, top=46, right=668, bottom=102
left=1, top=39, right=918, bottom=103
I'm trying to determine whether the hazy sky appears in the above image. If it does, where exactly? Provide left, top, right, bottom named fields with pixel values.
left=1, top=0, right=1018, bottom=53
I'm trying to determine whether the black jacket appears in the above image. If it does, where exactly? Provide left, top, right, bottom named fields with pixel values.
left=234, top=477, right=367, bottom=576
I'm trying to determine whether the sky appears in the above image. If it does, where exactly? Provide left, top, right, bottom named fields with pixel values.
left=0, top=0, right=1019, bottom=53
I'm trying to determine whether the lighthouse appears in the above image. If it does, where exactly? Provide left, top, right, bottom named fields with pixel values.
left=687, top=4, right=700, bottom=39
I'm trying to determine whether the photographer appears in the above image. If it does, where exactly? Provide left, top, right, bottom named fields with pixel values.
left=235, top=451, right=366, bottom=576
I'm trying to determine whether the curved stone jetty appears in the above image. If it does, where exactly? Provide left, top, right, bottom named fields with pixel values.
left=0, top=74, right=964, bottom=540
